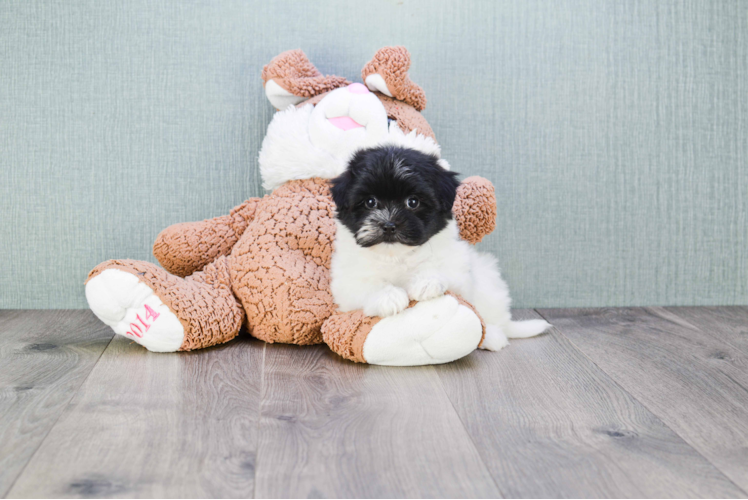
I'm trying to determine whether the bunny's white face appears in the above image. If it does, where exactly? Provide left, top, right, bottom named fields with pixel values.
left=258, top=83, right=442, bottom=192
left=308, top=83, right=389, bottom=159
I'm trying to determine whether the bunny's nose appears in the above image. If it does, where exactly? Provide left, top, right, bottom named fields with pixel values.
left=348, top=83, right=370, bottom=94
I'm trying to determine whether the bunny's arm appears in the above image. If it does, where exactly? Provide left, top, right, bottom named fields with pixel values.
left=453, top=176, right=497, bottom=245
left=153, top=197, right=262, bottom=277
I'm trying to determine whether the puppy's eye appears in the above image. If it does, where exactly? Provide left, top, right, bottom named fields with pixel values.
left=365, top=197, right=377, bottom=209
left=406, top=196, right=420, bottom=209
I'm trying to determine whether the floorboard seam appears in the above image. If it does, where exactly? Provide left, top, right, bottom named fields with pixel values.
left=251, top=342, right=266, bottom=500
left=432, top=366, right=506, bottom=498
left=2, top=331, right=116, bottom=499
left=532, top=308, right=748, bottom=498
left=663, top=306, right=748, bottom=359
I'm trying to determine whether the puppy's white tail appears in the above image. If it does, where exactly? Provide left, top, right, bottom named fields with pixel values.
left=505, top=319, right=551, bottom=339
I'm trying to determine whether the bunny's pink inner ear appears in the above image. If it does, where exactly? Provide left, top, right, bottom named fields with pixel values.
left=361, top=46, right=427, bottom=111
left=261, top=49, right=350, bottom=109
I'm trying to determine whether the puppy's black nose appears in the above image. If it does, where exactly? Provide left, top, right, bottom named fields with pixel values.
left=382, top=221, right=397, bottom=233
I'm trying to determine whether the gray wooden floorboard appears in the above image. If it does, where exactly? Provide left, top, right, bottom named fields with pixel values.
left=7, top=332, right=264, bottom=499
left=0, top=310, right=112, bottom=498
left=538, top=307, right=748, bottom=496
left=436, top=309, right=745, bottom=498
left=5, top=308, right=748, bottom=498
left=253, top=343, right=500, bottom=498
left=664, top=306, right=748, bottom=357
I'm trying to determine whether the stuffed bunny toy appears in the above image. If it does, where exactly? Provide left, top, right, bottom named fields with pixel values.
left=85, top=47, right=501, bottom=366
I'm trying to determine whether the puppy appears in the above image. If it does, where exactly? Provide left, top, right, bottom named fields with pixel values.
left=329, top=145, right=550, bottom=351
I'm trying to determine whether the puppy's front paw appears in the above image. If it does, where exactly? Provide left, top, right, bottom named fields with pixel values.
left=364, top=285, right=410, bottom=318
left=407, top=274, right=447, bottom=302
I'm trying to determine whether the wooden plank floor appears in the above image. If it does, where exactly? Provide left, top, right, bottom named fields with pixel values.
left=0, top=311, right=112, bottom=498
left=538, top=307, right=748, bottom=495
left=1, top=307, right=747, bottom=499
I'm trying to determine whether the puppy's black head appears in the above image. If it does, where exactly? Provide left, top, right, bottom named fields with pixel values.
left=330, top=146, right=460, bottom=247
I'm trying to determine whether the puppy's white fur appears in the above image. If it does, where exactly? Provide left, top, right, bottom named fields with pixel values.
left=331, top=220, right=551, bottom=350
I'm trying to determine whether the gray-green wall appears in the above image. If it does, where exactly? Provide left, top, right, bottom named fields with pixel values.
left=2, top=0, right=746, bottom=309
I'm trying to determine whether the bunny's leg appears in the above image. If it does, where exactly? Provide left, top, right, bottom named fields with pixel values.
left=322, top=293, right=484, bottom=366
left=85, top=257, right=244, bottom=352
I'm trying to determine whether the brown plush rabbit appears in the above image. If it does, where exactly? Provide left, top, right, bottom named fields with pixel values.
left=85, top=47, right=497, bottom=365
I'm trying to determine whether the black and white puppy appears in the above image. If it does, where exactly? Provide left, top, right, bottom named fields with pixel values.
left=329, top=145, right=550, bottom=351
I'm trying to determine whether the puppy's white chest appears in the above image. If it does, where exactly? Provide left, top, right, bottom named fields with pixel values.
left=374, top=258, right=420, bottom=287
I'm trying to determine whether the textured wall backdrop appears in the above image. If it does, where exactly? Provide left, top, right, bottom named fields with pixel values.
left=1, top=0, right=746, bottom=309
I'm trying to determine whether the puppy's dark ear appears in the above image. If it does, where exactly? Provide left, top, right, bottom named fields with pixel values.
left=434, top=168, right=461, bottom=212
left=331, top=149, right=367, bottom=210
left=330, top=169, right=353, bottom=210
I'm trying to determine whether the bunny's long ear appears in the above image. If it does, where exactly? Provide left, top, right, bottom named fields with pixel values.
left=261, top=50, right=350, bottom=110
left=361, top=46, right=427, bottom=111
